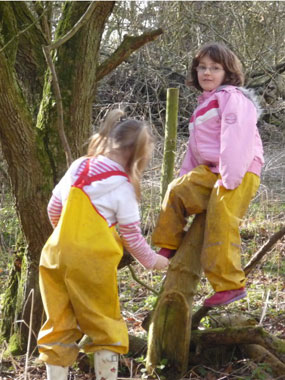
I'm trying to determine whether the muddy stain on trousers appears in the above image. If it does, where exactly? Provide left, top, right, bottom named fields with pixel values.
left=152, top=165, right=260, bottom=292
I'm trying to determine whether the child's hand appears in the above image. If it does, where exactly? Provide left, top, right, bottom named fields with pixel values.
left=214, top=179, right=224, bottom=188
left=153, top=255, right=169, bottom=270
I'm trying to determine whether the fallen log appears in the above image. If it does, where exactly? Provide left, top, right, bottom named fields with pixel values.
left=241, top=344, right=285, bottom=379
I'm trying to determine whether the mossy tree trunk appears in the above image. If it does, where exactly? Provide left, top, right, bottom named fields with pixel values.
left=0, top=2, right=52, bottom=352
left=0, top=1, right=163, bottom=353
left=146, top=213, right=205, bottom=379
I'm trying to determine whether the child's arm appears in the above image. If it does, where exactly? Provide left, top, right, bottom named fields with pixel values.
left=180, top=140, right=199, bottom=177
left=47, top=194, right=62, bottom=228
left=119, top=221, right=168, bottom=270
left=217, top=90, right=257, bottom=189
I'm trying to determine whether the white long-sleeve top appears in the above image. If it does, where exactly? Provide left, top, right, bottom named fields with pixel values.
left=47, top=155, right=157, bottom=269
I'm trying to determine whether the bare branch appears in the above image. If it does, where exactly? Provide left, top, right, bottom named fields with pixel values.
left=41, top=3, right=99, bottom=167
left=42, top=46, right=73, bottom=167
left=249, top=61, right=285, bottom=79
left=96, top=28, right=163, bottom=82
left=244, top=225, right=285, bottom=275
left=128, top=264, right=159, bottom=296
left=0, top=7, right=48, bottom=53
left=48, top=2, right=98, bottom=50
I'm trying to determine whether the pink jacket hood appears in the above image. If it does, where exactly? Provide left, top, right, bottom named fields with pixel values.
left=180, top=85, right=264, bottom=189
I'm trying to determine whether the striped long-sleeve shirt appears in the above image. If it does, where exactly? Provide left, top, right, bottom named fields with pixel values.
left=47, top=155, right=157, bottom=269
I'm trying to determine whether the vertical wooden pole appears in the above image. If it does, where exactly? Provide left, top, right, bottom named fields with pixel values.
left=160, top=88, right=179, bottom=201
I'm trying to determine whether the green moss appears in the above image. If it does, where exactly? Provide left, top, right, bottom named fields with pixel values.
left=0, top=245, right=28, bottom=354
left=5, top=332, right=23, bottom=356
left=0, top=2, right=19, bottom=64
left=0, top=267, right=20, bottom=340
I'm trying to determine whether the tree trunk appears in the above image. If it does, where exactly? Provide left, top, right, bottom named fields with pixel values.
left=0, top=1, right=164, bottom=354
left=0, top=44, right=52, bottom=352
left=146, top=213, right=205, bottom=379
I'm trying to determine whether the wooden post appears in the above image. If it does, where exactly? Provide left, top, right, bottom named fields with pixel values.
left=160, top=88, right=179, bottom=202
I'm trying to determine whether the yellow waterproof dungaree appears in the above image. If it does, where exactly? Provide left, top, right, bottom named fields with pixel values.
left=38, top=161, right=129, bottom=367
left=152, top=165, right=260, bottom=292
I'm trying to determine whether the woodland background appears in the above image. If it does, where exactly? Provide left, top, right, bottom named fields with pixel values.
left=0, top=1, right=284, bottom=379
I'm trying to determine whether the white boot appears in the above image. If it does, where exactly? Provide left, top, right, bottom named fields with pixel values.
left=94, top=350, right=118, bottom=380
left=46, top=363, right=69, bottom=380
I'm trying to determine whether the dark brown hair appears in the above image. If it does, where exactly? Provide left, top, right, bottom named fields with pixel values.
left=186, top=42, right=245, bottom=91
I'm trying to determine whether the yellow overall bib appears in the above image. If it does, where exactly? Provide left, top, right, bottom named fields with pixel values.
left=38, top=160, right=129, bottom=367
left=152, top=165, right=260, bottom=292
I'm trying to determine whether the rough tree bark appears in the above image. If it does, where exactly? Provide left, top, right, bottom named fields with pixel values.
left=146, top=213, right=205, bottom=379
left=0, top=1, right=163, bottom=353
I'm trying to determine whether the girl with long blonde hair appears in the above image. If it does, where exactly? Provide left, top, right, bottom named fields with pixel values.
left=38, top=109, right=169, bottom=380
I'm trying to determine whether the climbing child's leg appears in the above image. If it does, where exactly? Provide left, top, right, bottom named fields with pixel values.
left=202, top=172, right=260, bottom=306
left=153, top=165, right=217, bottom=252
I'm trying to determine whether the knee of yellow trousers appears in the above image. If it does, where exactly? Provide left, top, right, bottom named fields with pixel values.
left=204, top=267, right=246, bottom=292
left=94, top=350, right=118, bottom=380
left=201, top=244, right=246, bottom=292
left=38, top=343, right=79, bottom=367
left=151, top=225, right=183, bottom=250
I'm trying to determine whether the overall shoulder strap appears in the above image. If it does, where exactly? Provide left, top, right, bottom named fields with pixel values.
left=73, top=159, right=129, bottom=189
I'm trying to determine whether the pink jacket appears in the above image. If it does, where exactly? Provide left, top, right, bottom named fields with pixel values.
left=180, top=85, right=264, bottom=190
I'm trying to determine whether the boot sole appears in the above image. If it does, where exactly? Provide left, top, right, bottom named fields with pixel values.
left=204, top=291, right=247, bottom=307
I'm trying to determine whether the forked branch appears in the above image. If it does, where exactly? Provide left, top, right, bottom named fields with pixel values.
left=96, top=28, right=163, bottom=82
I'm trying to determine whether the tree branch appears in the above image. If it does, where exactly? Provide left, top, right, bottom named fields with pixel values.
left=128, top=264, right=159, bottom=296
left=249, top=61, right=285, bottom=79
left=96, top=28, right=163, bottom=82
left=48, top=2, right=98, bottom=51
left=244, top=225, right=285, bottom=275
left=0, top=7, right=48, bottom=53
left=42, top=45, right=73, bottom=167
left=41, top=2, right=99, bottom=167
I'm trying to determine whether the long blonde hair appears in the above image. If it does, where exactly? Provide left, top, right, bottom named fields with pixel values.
left=87, top=109, right=154, bottom=200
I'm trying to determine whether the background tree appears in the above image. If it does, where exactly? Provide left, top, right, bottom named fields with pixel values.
left=0, top=0, right=162, bottom=352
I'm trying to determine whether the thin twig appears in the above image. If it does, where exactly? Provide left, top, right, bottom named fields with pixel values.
left=42, top=45, right=73, bottom=167
left=127, top=265, right=159, bottom=296
left=24, top=289, right=34, bottom=380
left=41, top=2, right=98, bottom=168
left=13, top=319, right=37, bottom=342
left=259, top=288, right=271, bottom=326
left=0, top=8, right=48, bottom=53
left=48, top=2, right=98, bottom=51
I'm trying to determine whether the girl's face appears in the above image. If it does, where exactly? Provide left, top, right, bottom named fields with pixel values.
left=197, top=55, right=226, bottom=92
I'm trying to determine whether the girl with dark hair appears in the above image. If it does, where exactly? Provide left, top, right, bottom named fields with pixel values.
left=153, top=42, right=264, bottom=308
